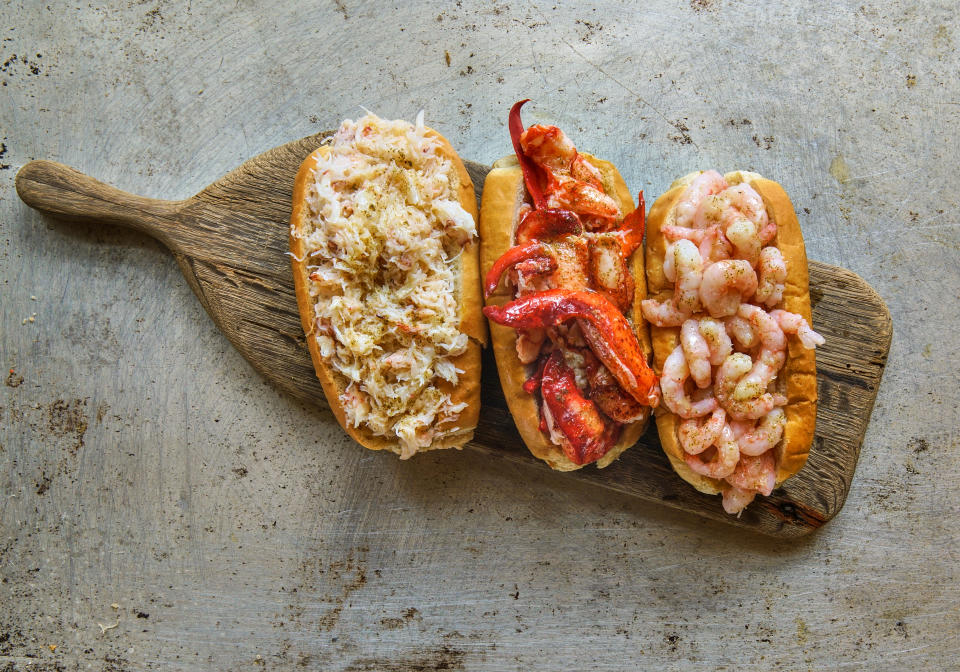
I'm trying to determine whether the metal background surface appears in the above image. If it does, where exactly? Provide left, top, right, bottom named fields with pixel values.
left=1, top=1, right=957, bottom=670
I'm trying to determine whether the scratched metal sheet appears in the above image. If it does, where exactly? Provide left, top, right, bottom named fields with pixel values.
left=1, top=1, right=958, bottom=670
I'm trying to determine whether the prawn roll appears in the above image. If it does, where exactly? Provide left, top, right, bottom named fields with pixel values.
left=643, top=171, right=823, bottom=514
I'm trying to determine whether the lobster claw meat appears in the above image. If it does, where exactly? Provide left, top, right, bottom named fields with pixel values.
left=483, top=289, right=660, bottom=407
left=540, top=349, right=620, bottom=465
left=588, top=361, right=650, bottom=424
left=515, top=208, right=583, bottom=245
left=484, top=241, right=556, bottom=298
left=509, top=99, right=547, bottom=210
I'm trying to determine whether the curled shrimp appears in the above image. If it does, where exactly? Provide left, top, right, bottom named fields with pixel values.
left=726, top=450, right=776, bottom=497
left=663, top=224, right=732, bottom=264
left=755, top=247, right=787, bottom=307
left=738, top=408, right=786, bottom=456
left=725, top=314, right=758, bottom=350
left=680, top=319, right=712, bottom=389
left=662, top=224, right=711, bottom=244
left=640, top=299, right=690, bottom=327
left=663, top=240, right=676, bottom=282
left=699, top=260, right=758, bottom=318
left=770, top=309, right=825, bottom=349
left=728, top=418, right=755, bottom=440
left=698, top=316, right=733, bottom=365
left=661, top=345, right=719, bottom=419
left=678, top=407, right=726, bottom=455
left=674, top=170, right=727, bottom=228
left=696, top=183, right=767, bottom=265
left=733, top=304, right=787, bottom=401
left=722, top=486, right=757, bottom=515
left=725, top=215, right=761, bottom=266
left=640, top=240, right=702, bottom=327
left=698, top=226, right=733, bottom=263
left=723, top=183, right=769, bottom=231
left=673, top=239, right=703, bottom=314
left=684, top=423, right=740, bottom=479
left=715, top=353, right=786, bottom=421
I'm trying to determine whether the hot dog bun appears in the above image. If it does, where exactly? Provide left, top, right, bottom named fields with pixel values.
left=290, top=117, right=486, bottom=457
left=480, top=154, right=653, bottom=471
left=646, top=171, right=816, bottom=492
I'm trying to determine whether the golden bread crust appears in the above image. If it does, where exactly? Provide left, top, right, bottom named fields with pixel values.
left=645, top=171, right=817, bottom=493
left=289, top=129, right=485, bottom=456
left=479, top=153, right=651, bottom=471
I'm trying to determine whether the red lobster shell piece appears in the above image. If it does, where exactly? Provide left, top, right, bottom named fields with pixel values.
left=515, top=208, right=583, bottom=245
left=483, top=241, right=555, bottom=298
left=612, top=191, right=646, bottom=258
left=483, top=289, right=659, bottom=407
left=540, top=350, right=620, bottom=465
left=508, top=99, right=547, bottom=210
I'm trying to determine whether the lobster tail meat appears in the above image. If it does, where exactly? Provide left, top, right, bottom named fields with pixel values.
left=483, top=289, right=659, bottom=407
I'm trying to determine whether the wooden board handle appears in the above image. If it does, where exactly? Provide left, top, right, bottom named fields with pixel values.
left=15, top=160, right=185, bottom=248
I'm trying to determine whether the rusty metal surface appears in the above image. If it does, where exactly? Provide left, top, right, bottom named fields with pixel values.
left=1, top=1, right=958, bottom=670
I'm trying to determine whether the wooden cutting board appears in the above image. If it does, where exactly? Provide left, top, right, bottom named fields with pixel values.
left=15, top=131, right=892, bottom=537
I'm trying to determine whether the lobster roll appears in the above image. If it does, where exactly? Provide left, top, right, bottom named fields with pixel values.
left=643, top=170, right=823, bottom=514
left=479, top=100, right=659, bottom=471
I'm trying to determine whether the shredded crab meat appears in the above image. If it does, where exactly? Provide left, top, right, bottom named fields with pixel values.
left=293, top=112, right=477, bottom=457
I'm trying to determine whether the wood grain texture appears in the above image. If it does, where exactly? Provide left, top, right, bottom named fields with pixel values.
left=15, top=136, right=891, bottom=537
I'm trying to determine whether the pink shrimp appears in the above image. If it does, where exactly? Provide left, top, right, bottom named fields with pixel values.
left=698, top=226, right=733, bottom=263
left=726, top=450, right=777, bottom=497
left=698, top=316, right=733, bottom=365
left=770, top=309, right=825, bottom=349
left=640, top=299, right=690, bottom=327
left=725, top=215, right=761, bottom=266
left=728, top=419, right=755, bottom=440
left=733, top=304, right=787, bottom=401
left=723, top=183, right=769, bottom=231
left=722, top=486, right=757, bottom=515
left=660, top=345, right=719, bottom=419
left=755, top=247, right=787, bottom=307
left=699, top=260, right=758, bottom=318
left=662, top=241, right=676, bottom=282
left=684, top=423, right=740, bottom=479
left=640, top=240, right=702, bottom=327
left=662, top=224, right=711, bottom=244
left=738, top=408, right=786, bottom=456
left=724, top=314, right=758, bottom=350
left=674, top=170, right=727, bottom=228
left=680, top=319, right=712, bottom=389
left=715, top=353, right=787, bottom=421
left=678, top=407, right=727, bottom=455
left=673, top=239, right=703, bottom=314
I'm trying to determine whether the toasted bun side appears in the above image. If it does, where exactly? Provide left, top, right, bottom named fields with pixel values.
left=646, top=171, right=817, bottom=493
left=290, top=129, right=484, bottom=455
left=741, top=176, right=816, bottom=484
left=480, top=153, right=650, bottom=471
